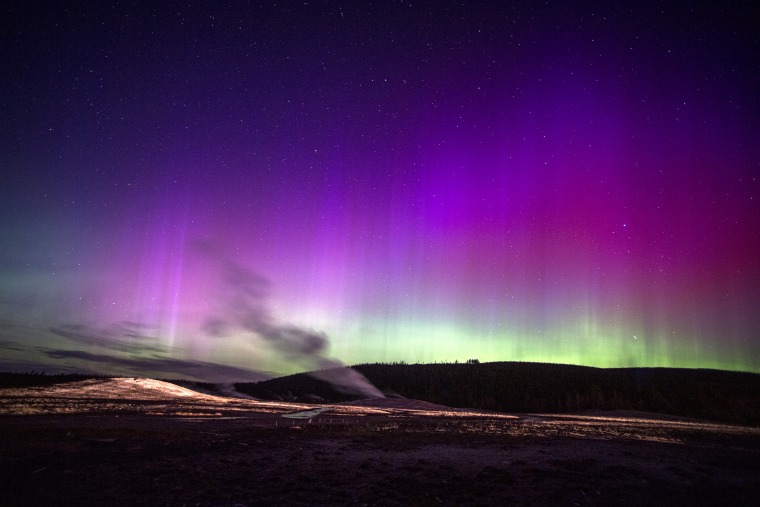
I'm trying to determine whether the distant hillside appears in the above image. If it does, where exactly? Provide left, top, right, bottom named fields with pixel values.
left=235, top=362, right=760, bottom=426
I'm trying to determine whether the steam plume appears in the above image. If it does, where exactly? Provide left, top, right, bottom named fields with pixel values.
left=195, top=243, right=383, bottom=398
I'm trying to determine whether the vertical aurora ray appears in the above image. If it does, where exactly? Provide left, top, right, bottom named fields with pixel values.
left=0, top=2, right=757, bottom=378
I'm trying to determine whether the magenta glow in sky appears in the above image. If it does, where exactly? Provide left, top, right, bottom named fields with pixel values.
left=0, top=1, right=758, bottom=380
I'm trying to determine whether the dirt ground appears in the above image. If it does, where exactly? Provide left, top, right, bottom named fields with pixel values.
left=1, top=379, right=759, bottom=506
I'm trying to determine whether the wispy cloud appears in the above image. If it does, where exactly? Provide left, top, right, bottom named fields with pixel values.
left=48, top=323, right=168, bottom=355
left=0, top=319, right=270, bottom=382
left=44, top=349, right=270, bottom=382
left=0, top=340, right=25, bottom=352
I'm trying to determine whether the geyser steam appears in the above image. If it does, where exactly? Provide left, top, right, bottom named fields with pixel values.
left=195, top=243, right=383, bottom=398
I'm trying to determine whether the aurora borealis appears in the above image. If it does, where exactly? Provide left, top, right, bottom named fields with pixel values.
left=1, top=1, right=758, bottom=380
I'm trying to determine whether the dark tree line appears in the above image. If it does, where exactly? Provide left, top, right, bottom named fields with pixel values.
left=236, top=362, right=760, bottom=426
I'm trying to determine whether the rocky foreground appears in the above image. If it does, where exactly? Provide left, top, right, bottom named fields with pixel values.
left=1, top=378, right=759, bottom=505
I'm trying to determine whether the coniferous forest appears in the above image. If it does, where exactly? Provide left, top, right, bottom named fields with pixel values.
left=235, top=362, right=760, bottom=426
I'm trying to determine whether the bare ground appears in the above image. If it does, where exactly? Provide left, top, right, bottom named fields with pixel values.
left=1, top=379, right=759, bottom=506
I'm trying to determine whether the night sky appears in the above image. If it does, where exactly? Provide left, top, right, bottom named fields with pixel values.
left=1, top=1, right=758, bottom=381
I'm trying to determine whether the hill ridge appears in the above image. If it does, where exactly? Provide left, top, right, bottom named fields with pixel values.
left=234, top=362, right=760, bottom=426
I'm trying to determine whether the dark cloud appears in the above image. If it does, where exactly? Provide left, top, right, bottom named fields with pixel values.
left=43, top=349, right=270, bottom=383
left=0, top=320, right=272, bottom=382
left=0, top=340, right=25, bottom=351
left=48, top=324, right=168, bottom=355
left=0, top=359, right=86, bottom=375
left=113, top=321, right=163, bottom=341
